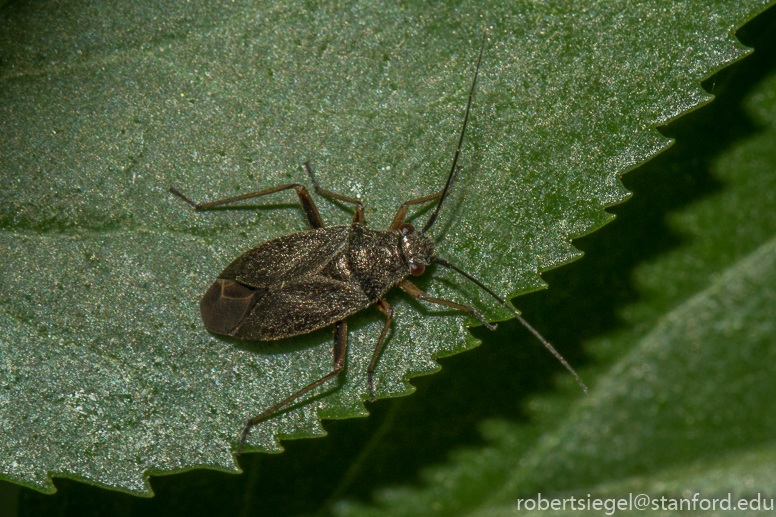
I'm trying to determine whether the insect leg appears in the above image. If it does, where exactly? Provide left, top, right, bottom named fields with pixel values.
left=237, top=319, right=349, bottom=455
left=367, top=299, right=394, bottom=402
left=399, top=279, right=496, bottom=331
left=389, top=166, right=462, bottom=230
left=304, top=162, right=365, bottom=224
left=169, top=182, right=326, bottom=229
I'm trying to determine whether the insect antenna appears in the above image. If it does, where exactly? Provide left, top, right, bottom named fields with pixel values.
left=422, top=31, right=487, bottom=235
left=432, top=257, right=588, bottom=393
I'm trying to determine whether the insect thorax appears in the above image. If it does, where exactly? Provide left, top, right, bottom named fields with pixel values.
left=342, top=224, right=434, bottom=301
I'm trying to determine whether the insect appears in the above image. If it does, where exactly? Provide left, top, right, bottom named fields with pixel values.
left=170, top=32, right=586, bottom=454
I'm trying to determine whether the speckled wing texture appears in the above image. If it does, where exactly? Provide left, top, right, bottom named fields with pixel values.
left=235, top=277, right=371, bottom=340
left=218, top=224, right=373, bottom=339
left=221, top=226, right=352, bottom=288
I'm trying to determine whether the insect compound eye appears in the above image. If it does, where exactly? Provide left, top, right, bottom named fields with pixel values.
left=399, top=223, right=415, bottom=236
left=410, top=262, right=425, bottom=276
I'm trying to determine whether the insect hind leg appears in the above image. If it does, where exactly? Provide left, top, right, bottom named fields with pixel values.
left=304, top=162, right=365, bottom=224
left=237, top=319, right=349, bottom=455
left=169, top=181, right=326, bottom=229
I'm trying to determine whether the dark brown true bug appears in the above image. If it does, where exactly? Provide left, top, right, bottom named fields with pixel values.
left=170, top=33, right=586, bottom=454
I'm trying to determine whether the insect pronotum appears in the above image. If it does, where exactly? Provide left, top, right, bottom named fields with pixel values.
left=170, top=32, right=586, bottom=454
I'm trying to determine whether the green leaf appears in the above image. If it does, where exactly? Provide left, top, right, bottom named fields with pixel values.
left=0, top=0, right=771, bottom=495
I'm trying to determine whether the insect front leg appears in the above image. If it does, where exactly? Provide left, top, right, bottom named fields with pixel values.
left=399, top=279, right=496, bottom=331
left=367, top=299, right=394, bottom=402
left=237, top=319, right=349, bottom=455
left=304, top=162, right=365, bottom=224
left=169, top=180, right=326, bottom=229
left=389, top=165, right=462, bottom=230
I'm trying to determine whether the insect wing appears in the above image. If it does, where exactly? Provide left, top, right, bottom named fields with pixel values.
left=233, top=276, right=370, bottom=340
left=221, top=226, right=351, bottom=288
left=202, top=225, right=371, bottom=340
